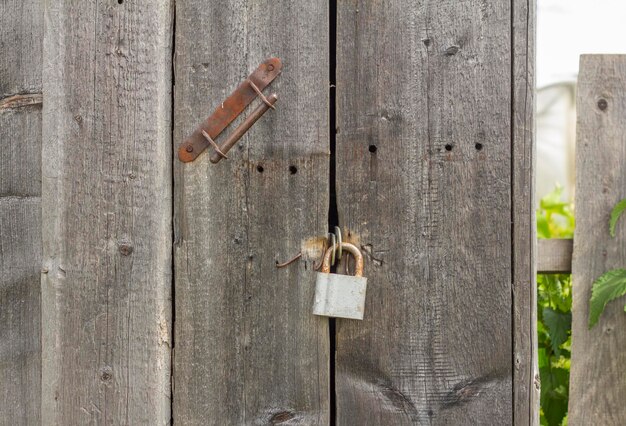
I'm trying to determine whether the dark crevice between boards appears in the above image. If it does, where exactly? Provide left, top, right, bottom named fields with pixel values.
left=328, top=1, right=338, bottom=424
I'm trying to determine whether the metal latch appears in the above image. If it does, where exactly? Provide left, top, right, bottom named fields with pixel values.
left=178, top=57, right=282, bottom=163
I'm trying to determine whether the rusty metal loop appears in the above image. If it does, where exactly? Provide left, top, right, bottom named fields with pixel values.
left=201, top=130, right=228, bottom=159
left=321, top=242, right=363, bottom=276
left=275, top=251, right=302, bottom=268
left=249, top=80, right=276, bottom=110
left=329, top=233, right=337, bottom=266
left=313, top=237, right=328, bottom=271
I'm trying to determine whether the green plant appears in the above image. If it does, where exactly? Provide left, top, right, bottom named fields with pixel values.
left=588, top=198, right=626, bottom=328
left=537, top=186, right=574, bottom=426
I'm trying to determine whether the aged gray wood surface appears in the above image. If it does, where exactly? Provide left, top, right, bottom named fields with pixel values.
left=569, top=55, right=626, bottom=425
left=336, top=0, right=534, bottom=424
left=512, top=0, right=539, bottom=423
left=41, top=1, right=173, bottom=424
left=173, top=1, right=329, bottom=424
left=537, top=239, right=573, bottom=274
left=0, top=0, right=43, bottom=424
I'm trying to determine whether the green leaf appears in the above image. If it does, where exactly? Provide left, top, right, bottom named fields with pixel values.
left=540, top=365, right=569, bottom=426
left=543, top=308, right=571, bottom=356
left=538, top=348, right=548, bottom=369
left=540, top=185, right=566, bottom=210
left=609, top=198, right=626, bottom=237
left=537, top=215, right=551, bottom=239
left=588, top=269, right=626, bottom=328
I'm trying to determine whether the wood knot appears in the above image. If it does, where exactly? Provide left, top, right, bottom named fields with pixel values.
left=118, top=242, right=133, bottom=256
left=270, top=410, right=295, bottom=424
left=445, top=45, right=460, bottom=56
left=100, top=366, right=113, bottom=382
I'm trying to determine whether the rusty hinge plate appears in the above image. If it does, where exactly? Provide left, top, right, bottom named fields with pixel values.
left=178, top=57, right=282, bottom=163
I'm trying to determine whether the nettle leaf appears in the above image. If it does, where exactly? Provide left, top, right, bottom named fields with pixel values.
left=588, top=269, right=626, bottom=328
left=609, top=198, right=626, bottom=237
left=543, top=307, right=571, bottom=356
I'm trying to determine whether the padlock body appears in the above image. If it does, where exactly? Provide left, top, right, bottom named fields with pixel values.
left=313, top=272, right=367, bottom=320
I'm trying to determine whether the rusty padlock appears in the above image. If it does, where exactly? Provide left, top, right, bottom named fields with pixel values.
left=313, top=242, right=367, bottom=320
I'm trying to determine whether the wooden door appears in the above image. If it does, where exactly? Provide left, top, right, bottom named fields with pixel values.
left=173, top=0, right=535, bottom=424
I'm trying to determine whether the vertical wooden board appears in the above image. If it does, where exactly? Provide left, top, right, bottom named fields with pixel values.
left=512, top=0, right=539, bottom=423
left=336, top=0, right=526, bottom=423
left=0, top=96, right=42, bottom=198
left=0, top=197, right=41, bottom=425
left=0, top=0, right=42, bottom=424
left=569, top=55, right=626, bottom=425
left=41, top=1, right=173, bottom=424
left=173, top=1, right=329, bottom=424
left=0, top=0, right=42, bottom=96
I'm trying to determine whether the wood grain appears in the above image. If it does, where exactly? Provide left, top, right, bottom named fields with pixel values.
left=569, top=55, right=626, bottom=425
left=0, top=0, right=42, bottom=424
left=537, top=239, right=572, bottom=274
left=512, top=0, right=539, bottom=423
left=41, top=2, right=173, bottom=424
left=336, top=0, right=534, bottom=423
left=173, top=1, right=330, bottom=424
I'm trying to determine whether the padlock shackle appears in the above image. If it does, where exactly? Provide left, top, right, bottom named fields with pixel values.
left=321, top=242, right=363, bottom=276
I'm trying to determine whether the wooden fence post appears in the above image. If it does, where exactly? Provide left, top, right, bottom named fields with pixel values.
left=0, top=1, right=43, bottom=423
left=172, top=1, right=330, bottom=424
left=335, top=0, right=536, bottom=424
left=41, top=2, right=173, bottom=424
left=570, top=54, right=626, bottom=424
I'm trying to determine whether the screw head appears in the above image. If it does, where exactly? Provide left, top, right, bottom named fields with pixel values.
left=185, top=145, right=194, bottom=153
left=598, top=98, right=608, bottom=111
left=267, top=64, right=275, bottom=71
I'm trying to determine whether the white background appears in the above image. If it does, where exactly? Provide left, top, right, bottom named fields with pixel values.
left=538, top=0, right=626, bottom=87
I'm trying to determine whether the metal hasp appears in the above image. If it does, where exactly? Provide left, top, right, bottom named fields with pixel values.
left=178, top=57, right=282, bottom=163
left=313, top=242, right=368, bottom=320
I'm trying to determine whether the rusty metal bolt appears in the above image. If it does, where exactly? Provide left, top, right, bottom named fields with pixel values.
left=185, top=145, right=194, bottom=153
left=267, top=64, right=275, bottom=71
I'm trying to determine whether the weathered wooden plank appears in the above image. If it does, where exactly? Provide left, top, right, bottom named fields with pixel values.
left=537, top=239, right=573, bottom=274
left=0, top=198, right=41, bottom=425
left=0, top=0, right=42, bottom=424
left=569, top=54, right=626, bottom=425
left=0, top=96, right=42, bottom=198
left=41, top=2, right=173, bottom=424
left=512, top=0, right=539, bottom=423
left=336, top=0, right=533, bottom=423
left=173, top=1, right=329, bottom=424
left=0, top=0, right=42, bottom=98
